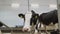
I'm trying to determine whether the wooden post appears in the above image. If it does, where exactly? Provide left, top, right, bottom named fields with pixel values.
left=57, top=0, right=60, bottom=33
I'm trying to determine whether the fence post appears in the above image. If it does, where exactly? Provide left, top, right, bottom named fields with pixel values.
left=57, top=0, right=60, bottom=33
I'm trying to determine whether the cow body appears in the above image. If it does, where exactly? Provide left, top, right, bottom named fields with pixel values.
left=39, top=10, right=58, bottom=25
left=37, top=10, right=58, bottom=34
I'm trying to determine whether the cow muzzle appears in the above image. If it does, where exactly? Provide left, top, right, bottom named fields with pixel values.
left=22, top=27, right=31, bottom=32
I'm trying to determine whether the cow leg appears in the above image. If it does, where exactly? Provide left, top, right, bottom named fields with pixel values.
left=34, top=23, right=41, bottom=34
left=34, top=25, right=38, bottom=34
left=37, top=23, right=41, bottom=34
left=44, top=25, right=48, bottom=34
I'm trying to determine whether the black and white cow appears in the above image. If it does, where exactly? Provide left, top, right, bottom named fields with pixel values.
left=19, top=10, right=58, bottom=34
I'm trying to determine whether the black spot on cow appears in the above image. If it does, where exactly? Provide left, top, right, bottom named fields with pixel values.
left=30, top=10, right=39, bottom=26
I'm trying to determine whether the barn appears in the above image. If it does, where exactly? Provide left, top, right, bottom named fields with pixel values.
left=0, top=0, right=59, bottom=34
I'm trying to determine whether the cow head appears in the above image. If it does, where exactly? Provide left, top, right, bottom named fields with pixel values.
left=22, top=10, right=39, bottom=32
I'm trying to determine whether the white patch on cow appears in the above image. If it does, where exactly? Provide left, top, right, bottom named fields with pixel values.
left=23, top=11, right=32, bottom=31
left=38, top=23, right=40, bottom=28
left=41, top=24, right=44, bottom=27
left=34, top=29, right=38, bottom=34
left=38, top=23, right=44, bottom=28
left=55, top=23, right=58, bottom=30
left=38, top=23, right=40, bottom=27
